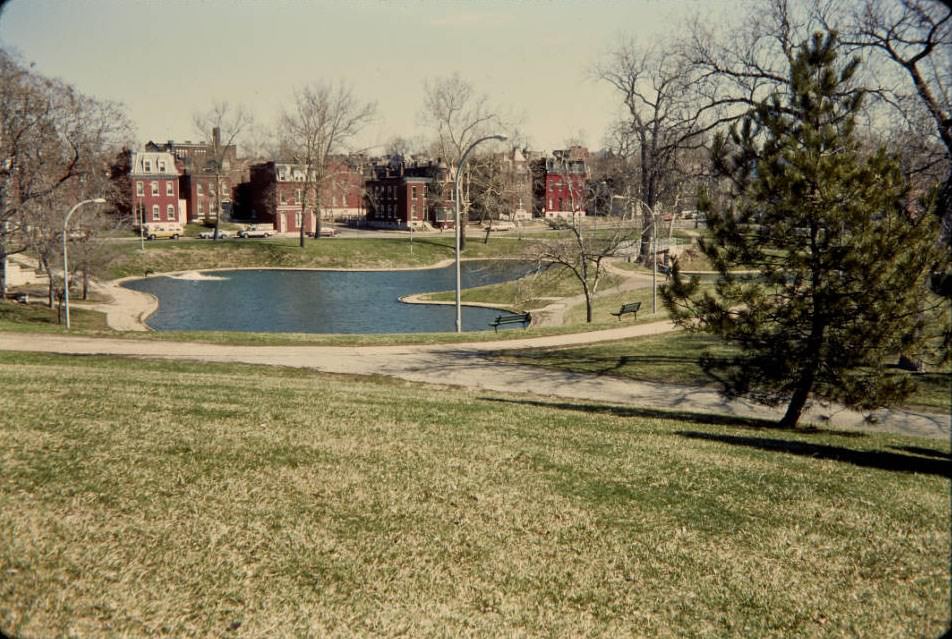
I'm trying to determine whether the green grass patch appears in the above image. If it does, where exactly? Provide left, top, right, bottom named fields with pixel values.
left=422, top=268, right=622, bottom=311
left=106, top=235, right=542, bottom=279
left=0, top=352, right=947, bottom=637
left=0, top=302, right=108, bottom=333
left=501, top=330, right=952, bottom=413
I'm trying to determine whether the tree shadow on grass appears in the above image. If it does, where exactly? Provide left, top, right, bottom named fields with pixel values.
left=479, top=396, right=864, bottom=437
left=889, top=444, right=951, bottom=460
left=511, top=353, right=708, bottom=378
left=678, top=431, right=951, bottom=478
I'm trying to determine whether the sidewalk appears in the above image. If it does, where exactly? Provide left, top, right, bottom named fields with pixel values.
left=2, top=328, right=947, bottom=440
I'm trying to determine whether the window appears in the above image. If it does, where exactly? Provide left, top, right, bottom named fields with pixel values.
left=152, top=205, right=159, bottom=221
left=151, top=181, right=159, bottom=196
left=136, top=181, right=143, bottom=196
left=280, top=192, right=287, bottom=205
left=166, top=181, right=173, bottom=196
left=411, top=203, right=416, bottom=219
left=198, top=201, right=204, bottom=214
left=548, top=198, right=553, bottom=210
left=144, top=160, right=152, bottom=172
left=332, top=194, right=337, bottom=207
left=158, top=160, right=166, bottom=172
left=411, top=186, right=417, bottom=199
left=167, top=204, right=174, bottom=220
left=295, top=189, right=302, bottom=203
left=197, top=184, right=204, bottom=196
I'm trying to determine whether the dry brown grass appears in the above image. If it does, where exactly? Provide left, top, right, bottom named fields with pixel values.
left=0, top=353, right=948, bottom=637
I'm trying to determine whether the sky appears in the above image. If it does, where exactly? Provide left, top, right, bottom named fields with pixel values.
left=0, top=0, right=739, bottom=155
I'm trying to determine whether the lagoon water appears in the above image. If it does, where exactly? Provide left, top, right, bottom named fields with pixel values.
left=122, top=261, right=537, bottom=334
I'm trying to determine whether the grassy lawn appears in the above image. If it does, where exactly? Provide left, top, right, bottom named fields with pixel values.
left=0, top=302, right=109, bottom=333
left=421, top=268, right=622, bottom=311
left=563, top=282, right=674, bottom=326
left=0, top=298, right=598, bottom=346
left=105, top=235, right=542, bottom=279
left=500, top=330, right=952, bottom=413
left=0, top=352, right=947, bottom=637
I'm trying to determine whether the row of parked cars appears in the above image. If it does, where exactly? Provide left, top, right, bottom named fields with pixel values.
left=139, top=224, right=340, bottom=241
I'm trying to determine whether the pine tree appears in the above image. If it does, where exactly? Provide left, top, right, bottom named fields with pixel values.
left=663, top=32, right=950, bottom=429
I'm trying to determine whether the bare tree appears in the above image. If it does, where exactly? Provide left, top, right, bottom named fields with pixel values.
left=420, top=73, right=502, bottom=249
left=0, top=49, right=131, bottom=299
left=193, top=101, right=253, bottom=238
left=844, top=0, right=952, bottom=243
left=596, top=39, right=733, bottom=262
left=280, top=81, right=376, bottom=247
left=526, top=183, right=641, bottom=323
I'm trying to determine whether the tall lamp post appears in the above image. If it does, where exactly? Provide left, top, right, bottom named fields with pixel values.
left=453, top=133, right=507, bottom=333
left=63, top=198, right=106, bottom=330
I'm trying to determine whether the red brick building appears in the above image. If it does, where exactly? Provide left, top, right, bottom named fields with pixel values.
left=128, top=151, right=183, bottom=229
left=532, top=147, right=590, bottom=219
left=247, top=162, right=314, bottom=234
left=321, top=158, right=368, bottom=222
left=365, top=160, right=452, bottom=229
left=146, top=130, right=238, bottom=224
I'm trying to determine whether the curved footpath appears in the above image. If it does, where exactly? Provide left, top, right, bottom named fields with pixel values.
left=1, top=325, right=947, bottom=440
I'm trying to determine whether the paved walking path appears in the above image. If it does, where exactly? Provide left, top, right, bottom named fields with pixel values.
left=2, top=325, right=947, bottom=440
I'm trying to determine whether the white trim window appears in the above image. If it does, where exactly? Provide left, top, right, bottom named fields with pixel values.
left=197, top=184, right=204, bottom=196
left=166, top=181, right=174, bottom=196
left=151, top=205, right=160, bottom=221
left=144, top=160, right=152, bottom=172
left=136, top=181, right=144, bottom=196
left=151, top=181, right=159, bottom=196
left=158, top=160, right=167, bottom=172
left=198, top=200, right=204, bottom=215
left=167, top=204, right=175, bottom=220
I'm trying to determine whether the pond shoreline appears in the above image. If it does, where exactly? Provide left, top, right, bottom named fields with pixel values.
left=118, top=260, right=534, bottom=334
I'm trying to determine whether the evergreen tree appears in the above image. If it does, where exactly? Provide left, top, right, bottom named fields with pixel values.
left=663, top=32, right=950, bottom=429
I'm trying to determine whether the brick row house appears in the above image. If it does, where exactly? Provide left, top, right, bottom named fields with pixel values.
left=533, top=146, right=590, bottom=220
left=364, top=159, right=454, bottom=229
left=244, top=159, right=367, bottom=233
left=127, top=151, right=183, bottom=230
left=145, top=128, right=241, bottom=225
left=115, top=139, right=592, bottom=233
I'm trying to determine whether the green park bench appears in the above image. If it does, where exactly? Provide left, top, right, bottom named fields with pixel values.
left=490, top=312, right=532, bottom=332
left=610, top=301, right=641, bottom=321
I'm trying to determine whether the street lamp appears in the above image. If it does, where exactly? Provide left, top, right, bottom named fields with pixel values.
left=63, top=197, right=106, bottom=329
left=454, top=133, right=507, bottom=333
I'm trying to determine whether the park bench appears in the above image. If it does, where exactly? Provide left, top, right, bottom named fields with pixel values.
left=610, top=301, right=641, bottom=321
left=489, top=312, right=531, bottom=332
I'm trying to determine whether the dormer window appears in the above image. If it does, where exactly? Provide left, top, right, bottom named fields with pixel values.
left=158, top=160, right=166, bottom=172
left=144, top=160, right=152, bottom=172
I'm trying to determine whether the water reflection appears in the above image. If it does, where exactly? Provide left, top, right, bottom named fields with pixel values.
left=124, top=261, right=536, bottom=334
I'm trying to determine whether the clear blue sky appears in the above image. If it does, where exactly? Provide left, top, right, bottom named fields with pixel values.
left=0, top=0, right=738, bottom=153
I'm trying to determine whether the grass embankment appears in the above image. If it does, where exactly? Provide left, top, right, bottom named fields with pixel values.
left=106, top=235, right=536, bottom=279
left=0, top=302, right=108, bottom=333
left=500, top=331, right=952, bottom=413
left=420, top=268, right=622, bottom=312
left=0, top=353, right=947, bottom=637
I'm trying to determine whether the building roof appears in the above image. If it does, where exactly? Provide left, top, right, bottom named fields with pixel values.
left=130, top=151, right=178, bottom=177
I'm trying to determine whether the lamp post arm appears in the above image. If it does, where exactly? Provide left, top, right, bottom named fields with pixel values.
left=63, top=198, right=106, bottom=330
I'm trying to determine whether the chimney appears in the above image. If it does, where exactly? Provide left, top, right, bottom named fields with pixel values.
left=213, top=127, right=221, bottom=148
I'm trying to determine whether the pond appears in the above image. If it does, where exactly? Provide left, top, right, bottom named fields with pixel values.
left=122, top=261, right=537, bottom=334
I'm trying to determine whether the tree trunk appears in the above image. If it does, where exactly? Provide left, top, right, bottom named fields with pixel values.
left=0, top=242, right=7, bottom=300
left=779, top=374, right=813, bottom=429
left=315, top=185, right=322, bottom=240
left=82, top=268, right=89, bottom=301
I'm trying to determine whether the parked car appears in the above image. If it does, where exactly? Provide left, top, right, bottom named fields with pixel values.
left=142, top=225, right=182, bottom=240
left=483, top=221, right=515, bottom=232
left=237, top=225, right=273, bottom=238
left=306, top=227, right=338, bottom=237
left=197, top=230, right=230, bottom=239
